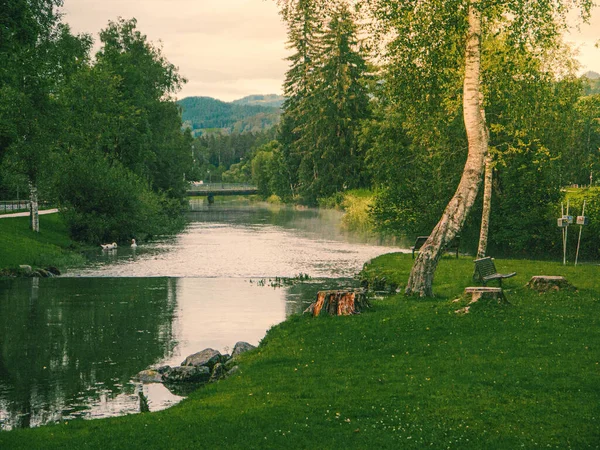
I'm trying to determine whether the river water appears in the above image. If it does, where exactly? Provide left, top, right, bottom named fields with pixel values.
left=0, top=201, right=402, bottom=430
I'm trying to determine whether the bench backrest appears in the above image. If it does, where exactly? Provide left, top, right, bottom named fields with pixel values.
left=412, top=236, right=429, bottom=250
left=474, top=257, right=497, bottom=278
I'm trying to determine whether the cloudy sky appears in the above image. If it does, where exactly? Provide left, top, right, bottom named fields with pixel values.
left=60, top=0, right=600, bottom=102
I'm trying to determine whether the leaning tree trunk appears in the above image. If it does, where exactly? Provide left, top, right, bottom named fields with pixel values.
left=29, top=181, right=39, bottom=233
left=477, top=154, right=493, bottom=258
left=405, top=0, right=488, bottom=297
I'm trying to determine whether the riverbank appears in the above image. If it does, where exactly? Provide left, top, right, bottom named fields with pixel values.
left=1, top=253, right=598, bottom=449
left=0, top=213, right=86, bottom=274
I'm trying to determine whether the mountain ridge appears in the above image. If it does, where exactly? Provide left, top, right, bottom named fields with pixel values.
left=178, top=95, right=284, bottom=136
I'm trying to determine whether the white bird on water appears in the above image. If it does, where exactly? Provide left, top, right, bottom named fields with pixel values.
left=131, top=239, right=137, bottom=248
left=101, top=242, right=118, bottom=251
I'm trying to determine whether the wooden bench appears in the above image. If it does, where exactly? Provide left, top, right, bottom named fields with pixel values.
left=411, top=235, right=460, bottom=259
left=473, top=257, right=516, bottom=287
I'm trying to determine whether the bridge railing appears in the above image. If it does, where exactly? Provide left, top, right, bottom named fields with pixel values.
left=188, top=183, right=257, bottom=192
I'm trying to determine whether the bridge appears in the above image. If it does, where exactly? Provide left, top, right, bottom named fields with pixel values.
left=186, top=183, right=258, bottom=197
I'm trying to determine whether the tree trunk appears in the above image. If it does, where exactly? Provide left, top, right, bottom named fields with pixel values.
left=405, top=0, right=487, bottom=297
left=477, top=154, right=493, bottom=258
left=29, top=182, right=39, bottom=233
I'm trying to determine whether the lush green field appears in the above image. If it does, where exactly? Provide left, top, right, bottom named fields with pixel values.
left=0, top=214, right=86, bottom=271
left=1, top=253, right=598, bottom=449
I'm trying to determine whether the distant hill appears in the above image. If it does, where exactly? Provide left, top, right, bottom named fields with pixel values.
left=583, top=71, right=600, bottom=80
left=178, top=95, right=283, bottom=136
left=582, top=71, right=600, bottom=96
left=232, top=94, right=285, bottom=108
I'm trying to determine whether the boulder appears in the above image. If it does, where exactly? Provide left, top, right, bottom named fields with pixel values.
left=181, top=348, right=223, bottom=369
left=223, top=357, right=237, bottom=371
left=209, top=362, right=226, bottom=383
left=156, top=365, right=171, bottom=374
left=225, top=365, right=240, bottom=378
left=231, top=342, right=256, bottom=359
left=135, top=369, right=163, bottom=383
left=163, top=365, right=211, bottom=383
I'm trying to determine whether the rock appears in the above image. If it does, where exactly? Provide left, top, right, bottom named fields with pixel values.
left=46, top=266, right=61, bottom=276
left=209, top=362, right=226, bottom=382
left=36, top=269, right=52, bottom=278
left=231, top=342, right=256, bottom=359
left=225, top=365, right=240, bottom=378
left=135, top=369, right=164, bottom=383
left=18, top=265, right=32, bottom=273
left=163, top=365, right=211, bottom=383
left=223, top=357, right=237, bottom=371
left=181, top=348, right=223, bottom=369
left=156, top=365, right=171, bottom=374
left=527, top=276, right=576, bottom=292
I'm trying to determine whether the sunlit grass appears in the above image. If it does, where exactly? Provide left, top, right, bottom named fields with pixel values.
left=0, top=214, right=86, bottom=270
left=1, top=253, right=599, bottom=448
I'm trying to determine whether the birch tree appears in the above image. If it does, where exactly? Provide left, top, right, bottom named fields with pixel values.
left=362, top=0, right=593, bottom=296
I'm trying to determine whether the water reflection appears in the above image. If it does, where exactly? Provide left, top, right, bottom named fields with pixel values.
left=0, top=276, right=356, bottom=430
left=0, top=277, right=178, bottom=430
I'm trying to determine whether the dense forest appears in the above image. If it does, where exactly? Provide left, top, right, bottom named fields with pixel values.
left=232, top=0, right=600, bottom=262
left=0, top=3, right=192, bottom=243
left=178, top=96, right=282, bottom=136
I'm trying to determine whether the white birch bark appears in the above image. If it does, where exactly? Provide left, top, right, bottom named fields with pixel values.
left=477, top=154, right=493, bottom=258
left=29, top=182, right=39, bottom=233
left=405, top=0, right=488, bottom=296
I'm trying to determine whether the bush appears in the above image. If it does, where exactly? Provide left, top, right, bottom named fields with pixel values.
left=54, top=151, right=183, bottom=244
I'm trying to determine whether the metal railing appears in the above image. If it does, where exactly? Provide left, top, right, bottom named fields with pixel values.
left=187, top=183, right=257, bottom=192
left=0, top=200, right=30, bottom=213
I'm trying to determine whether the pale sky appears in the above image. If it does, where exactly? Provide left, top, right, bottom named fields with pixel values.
left=60, top=0, right=599, bottom=102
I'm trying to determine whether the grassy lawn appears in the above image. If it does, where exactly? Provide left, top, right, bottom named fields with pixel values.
left=1, top=253, right=599, bottom=448
left=0, top=213, right=86, bottom=271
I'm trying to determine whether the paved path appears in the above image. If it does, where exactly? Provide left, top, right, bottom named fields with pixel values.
left=0, top=208, right=59, bottom=219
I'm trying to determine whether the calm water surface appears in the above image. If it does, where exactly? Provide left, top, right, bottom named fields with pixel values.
left=0, top=202, right=403, bottom=430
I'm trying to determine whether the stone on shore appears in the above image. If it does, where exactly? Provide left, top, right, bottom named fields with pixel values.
left=181, top=348, right=223, bottom=369
left=135, top=369, right=164, bottom=383
left=231, top=342, right=256, bottom=359
left=163, top=365, right=211, bottom=383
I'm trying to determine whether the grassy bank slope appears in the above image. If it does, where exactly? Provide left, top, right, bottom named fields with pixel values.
left=1, top=254, right=599, bottom=448
left=0, top=214, right=85, bottom=271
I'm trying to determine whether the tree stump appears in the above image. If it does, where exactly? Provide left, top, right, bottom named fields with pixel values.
left=464, top=287, right=506, bottom=303
left=527, top=276, right=575, bottom=292
left=304, top=289, right=369, bottom=317
left=455, top=287, right=508, bottom=314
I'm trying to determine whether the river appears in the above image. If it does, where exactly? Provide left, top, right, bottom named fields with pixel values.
left=0, top=201, right=403, bottom=430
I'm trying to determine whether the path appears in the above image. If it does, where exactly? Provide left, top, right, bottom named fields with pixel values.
left=0, top=208, right=59, bottom=219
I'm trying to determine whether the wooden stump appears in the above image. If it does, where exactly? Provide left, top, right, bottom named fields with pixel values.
left=527, top=276, right=575, bottom=292
left=305, top=289, right=369, bottom=317
left=464, top=287, right=506, bottom=303
left=455, top=287, right=508, bottom=314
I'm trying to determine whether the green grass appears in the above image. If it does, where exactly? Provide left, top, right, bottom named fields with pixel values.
left=0, top=213, right=86, bottom=270
left=1, top=253, right=599, bottom=448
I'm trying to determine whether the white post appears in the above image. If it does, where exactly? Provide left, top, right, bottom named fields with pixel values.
left=575, top=200, right=586, bottom=266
